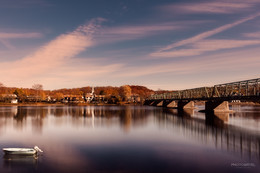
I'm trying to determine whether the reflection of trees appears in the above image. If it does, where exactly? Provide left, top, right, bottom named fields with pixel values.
left=1, top=106, right=153, bottom=134
left=158, top=109, right=260, bottom=162
left=13, top=106, right=47, bottom=133
left=51, top=106, right=150, bottom=130
left=0, top=107, right=18, bottom=135
left=119, top=106, right=132, bottom=132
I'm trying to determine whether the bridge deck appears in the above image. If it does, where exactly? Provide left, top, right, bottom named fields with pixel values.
left=148, top=78, right=260, bottom=101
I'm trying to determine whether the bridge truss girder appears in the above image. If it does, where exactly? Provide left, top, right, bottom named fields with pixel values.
left=149, top=78, right=260, bottom=101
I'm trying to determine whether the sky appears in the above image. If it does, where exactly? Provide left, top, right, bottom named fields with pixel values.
left=0, top=0, right=260, bottom=90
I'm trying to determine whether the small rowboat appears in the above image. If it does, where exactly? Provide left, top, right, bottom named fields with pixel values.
left=2, top=146, right=43, bottom=155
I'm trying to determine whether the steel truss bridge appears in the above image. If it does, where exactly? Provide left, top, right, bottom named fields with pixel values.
left=148, top=78, right=260, bottom=101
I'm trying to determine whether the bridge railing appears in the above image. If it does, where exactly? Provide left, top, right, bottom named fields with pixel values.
left=148, top=78, right=260, bottom=100
left=214, top=78, right=260, bottom=97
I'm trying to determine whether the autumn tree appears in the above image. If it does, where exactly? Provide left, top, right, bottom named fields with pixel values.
left=53, top=92, right=64, bottom=101
left=119, top=85, right=132, bottom=101
left=0, top=83, right=4, bottom=101
left=99, top=90, right=105, bottom=95
left=13, top=88, right=26, bottom=102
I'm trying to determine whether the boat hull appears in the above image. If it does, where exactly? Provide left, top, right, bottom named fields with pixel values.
left=3, top=148, right=37, bottom=155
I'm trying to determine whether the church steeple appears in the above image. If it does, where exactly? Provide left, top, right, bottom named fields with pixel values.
left=91, top=86, right=94, bottom=95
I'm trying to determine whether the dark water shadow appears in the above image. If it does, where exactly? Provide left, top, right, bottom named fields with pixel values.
left=162, top=108, right=260, bottom=164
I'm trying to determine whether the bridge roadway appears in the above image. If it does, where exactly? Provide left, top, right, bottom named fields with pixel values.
left=145, top=78, right=260, bottom=112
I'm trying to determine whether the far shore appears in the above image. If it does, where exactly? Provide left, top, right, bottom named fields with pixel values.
left=0, top=102, right=143, bottom=107
left=0, top=101, right=259, bottom=107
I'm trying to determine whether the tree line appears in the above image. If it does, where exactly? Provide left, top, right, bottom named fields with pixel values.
left=0, top=83, right=158, bottom=103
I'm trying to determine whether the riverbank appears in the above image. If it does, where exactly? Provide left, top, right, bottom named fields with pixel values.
left=0, top=101, right=258, bottom=107
left=0, top=102, right=142, bottom=107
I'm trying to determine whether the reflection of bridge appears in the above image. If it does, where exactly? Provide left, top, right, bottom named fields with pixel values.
left=156, top=109, right=260, bottom=162
left=145, top=78, right=260, bottom=112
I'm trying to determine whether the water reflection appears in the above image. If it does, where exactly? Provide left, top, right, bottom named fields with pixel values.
left=3, top=154, right=38, bottom=163
left=162, top=108, right=260, bottom=162
left=3, top=156, right=38, bottom=172
left=0, top=105, right=259, bottom=173
left=0, top=106, right=151, bottom=134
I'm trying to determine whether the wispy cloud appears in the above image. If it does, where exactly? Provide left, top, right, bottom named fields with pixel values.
left=0, top=39, right=15, bottom=49
left=103, top=23, right=178, bottom=35
left=0, top=32, right=42, bottom=39
left=95, top=22, right=184, bottom=44
left=118, top=47, right=260, bottom=78
left=161, top=1, right=258, bottom=14
left=243, top=31, right=260, bottom=38
left=151, top=12, right=260, bottom=57
left=0, top=32, right=43, bottom=49
left=0, top=18, right=123, bottom=88
left=151, top=39, right=260, bottom=57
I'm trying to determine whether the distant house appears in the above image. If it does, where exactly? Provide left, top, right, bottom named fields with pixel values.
left=94, top=95, right=105, bottom=101
left=46, top=96, right=51, bottom=102
left=63, top=95, right=84, bottom=103
left=84, top=87, right=95, bottom=102
left=130, top=94, right=141, bottom=103
left=1, top=94, right=18, bottom=103
left=26, top=95, right=41, bottom=102
left=85, top=93, right=93, bottom=102
left=11, top=99, right=18, bottom=104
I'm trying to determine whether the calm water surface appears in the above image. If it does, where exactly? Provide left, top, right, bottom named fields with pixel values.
left=0, top=105, right=259, bottom=173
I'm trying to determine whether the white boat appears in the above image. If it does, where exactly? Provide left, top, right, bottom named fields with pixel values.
left=2, top=146, right=43, bottom=155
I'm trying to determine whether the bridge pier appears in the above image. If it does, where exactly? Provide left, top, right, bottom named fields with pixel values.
left=166, top=101, right=177, bottom=108
left=205, top=101, right=233, bottom=113
left=157, top=101, right=163, bottom=106
left=177, top=101, right=195, bottom=110
left=155, top=100, right=178, bottom=107
left=150, top=100, right=161, bottom=106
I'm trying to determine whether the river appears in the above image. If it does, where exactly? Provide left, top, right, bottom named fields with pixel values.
left=0, top=105, right=259, bottom=173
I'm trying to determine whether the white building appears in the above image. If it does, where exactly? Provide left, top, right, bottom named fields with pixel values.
left=85, top=87, right=95, bottom=102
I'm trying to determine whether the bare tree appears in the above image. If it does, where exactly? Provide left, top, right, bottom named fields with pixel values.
left=0, top=82, right=6, bottom=95
left=32, top=84, right=43, bottom=90
left=32, top=84, right=43, bottom=102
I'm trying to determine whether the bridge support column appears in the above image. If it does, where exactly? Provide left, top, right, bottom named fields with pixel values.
left=205, top=101, right=233, bottom=113
left=177, top=101, right=195, bottom=110
left=156, top=101, right=163, bottom=107
left=166, top=101, right=177, bottom=108
left=151, top=100, right=161, bottom=106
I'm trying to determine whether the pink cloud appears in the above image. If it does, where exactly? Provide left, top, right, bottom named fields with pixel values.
left=0, top=18, right=114, bottom=88
left=104, top=23, right=179, bottom=35
left=243, top=31, right=260, bottom=38
left=118, top=47, right=260, bottom=79
left=157, top=12, right=260, bottom=53
left=0, top=32, right=42, bottom=39
left=148, top=12, right=260, bottom=59
left=95, top=22, right=183, bottom=44
left=151, top=39, right=260, bottom=57
left=162, top=1, right=257, bottom=14
left=0, top=32, right=43, bottom=49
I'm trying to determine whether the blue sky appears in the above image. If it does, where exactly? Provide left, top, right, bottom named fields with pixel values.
left=0, top=0, right=260, bottom=90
